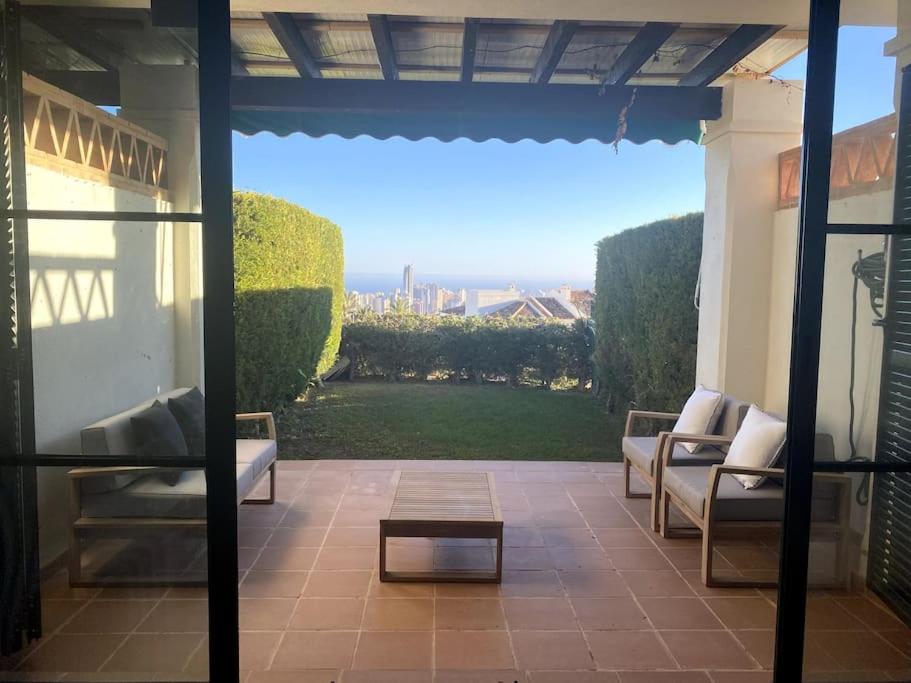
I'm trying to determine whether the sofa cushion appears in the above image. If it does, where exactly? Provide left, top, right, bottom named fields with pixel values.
left=236, top=439, right=277, bottom=481
left=81, top=469, right=208, bottom=519
left=663, top=465, right=841, bottom=522
left=168, top=387, right=206, bottom=457
left=81, top=388, right=194, bottom=457
left=80, top=449, right=273, bottom=518
left=664, top=465, right=785, bottom=521
left=131, top=400, right=189, bottom=486
left=131, top=401, right=189, bottom=459
left=724, top=406, right=787, bottom=489
left=715, top=396, right=751, bottom=443
left=672, top=385, right=724, bottom=453
left=623, top=436, right=726, bottom=476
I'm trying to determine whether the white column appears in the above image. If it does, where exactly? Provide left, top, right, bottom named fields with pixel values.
left=696, top=77, right=803, bottom=404
left=119, top=65, right=205, bottom=391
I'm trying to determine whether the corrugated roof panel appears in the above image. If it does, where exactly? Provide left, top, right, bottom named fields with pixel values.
left=394, top=28, right=461, bottom=68
left=233, top=28, right=287, bottom=63
left=474, top=26, right=546, bottom=72
left=310, top=29, right=378, bottom=67
left=640, top=28, right=727, bottom=77
left=20, top=21, right=99, bottom=71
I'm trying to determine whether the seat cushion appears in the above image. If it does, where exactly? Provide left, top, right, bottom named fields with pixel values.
left=622, top=436, right=726, bottom=476
left=81, top=470, right=208, bottom=519
left=236, top=439, right=277, bottom=483
left=80, top=439, right=275, bottom=518
left=663, top=466, right=841, bottom=522
left=663, top=465, right=784, bottom=521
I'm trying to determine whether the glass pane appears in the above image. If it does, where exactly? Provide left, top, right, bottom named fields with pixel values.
left=825, top=5, right=899, bottom=224
left=16, top=2, right=200, bottom=213
left=27, top=218, right=206, bottom=460
left=813, top=233, right=888, bottom=466
left=0, top=466, right=209, bottom=681
left=798, top=470, right=911, bottom=681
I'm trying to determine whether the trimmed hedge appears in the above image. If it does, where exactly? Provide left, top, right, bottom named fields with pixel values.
left=342, top=313, right=591, bottom=389
left=234, top=192, right=344, bottom=412
left=593, top=213, right=702, bottom=413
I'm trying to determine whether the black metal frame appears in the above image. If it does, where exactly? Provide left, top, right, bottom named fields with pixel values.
left=775, top=0, right=911, bottom=680
left=0, top=0, right=237, bottom=679
left=0, top=0, right=900, bottom=678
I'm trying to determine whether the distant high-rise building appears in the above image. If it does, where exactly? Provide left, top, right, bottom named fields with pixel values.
left=403, top=264, right=415, bottom=304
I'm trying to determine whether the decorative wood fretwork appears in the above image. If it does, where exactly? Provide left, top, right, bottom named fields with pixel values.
left=21, top=73, right=169, bottom=199
left=778, top=114, right=896, bottom=209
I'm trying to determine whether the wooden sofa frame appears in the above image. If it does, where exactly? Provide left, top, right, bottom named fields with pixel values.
left=67, top=412, right=276, bottom=587
left=658, top=433, right=852, bottom=589
left=623, top=409, right=732, bottom=532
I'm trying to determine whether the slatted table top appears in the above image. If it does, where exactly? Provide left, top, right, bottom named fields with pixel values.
left=386, top=471, right=501, bottom=523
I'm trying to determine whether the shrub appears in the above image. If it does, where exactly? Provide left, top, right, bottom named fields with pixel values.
left=234, top=192, right=344, bottom=412
left=593, top=213, right=702, bottom=413
left=341, top=313, right=590, bottom=388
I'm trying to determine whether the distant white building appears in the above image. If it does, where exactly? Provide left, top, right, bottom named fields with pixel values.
left=464, top=284, right=520, bottom=316
left=403, top=264, right=415, bottom=304
left=460, top=284, right=582, bottom=321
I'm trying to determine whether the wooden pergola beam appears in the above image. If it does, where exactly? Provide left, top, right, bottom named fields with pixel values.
left=231, top=77, right=722, bottom=121
left=263, top=12, right=322, bottom=79
left=602, top=22, right=679, bottom=86
left=678, top=24, right=783, bottom=87
left=529, top=20, right=578, bottom=84
left=461, top=18, right=480, bottom=83
left=368, top=14, right=399, bottom=81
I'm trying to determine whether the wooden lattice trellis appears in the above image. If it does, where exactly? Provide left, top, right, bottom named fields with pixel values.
left=21, top=73, right=169, bottom=200
left=778, top=113, right=896, bottom=209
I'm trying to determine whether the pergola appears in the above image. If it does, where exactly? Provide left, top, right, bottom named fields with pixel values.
left=17, top=3, right=813, bottom=144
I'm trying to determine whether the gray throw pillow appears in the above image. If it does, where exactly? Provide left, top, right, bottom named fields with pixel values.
left=168, top=387, right=206, bottom=457
left=131, top=400, right=189, bottom=485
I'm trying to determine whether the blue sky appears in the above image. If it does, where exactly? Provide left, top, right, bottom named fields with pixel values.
left=232, top=26, right=896, bottom=286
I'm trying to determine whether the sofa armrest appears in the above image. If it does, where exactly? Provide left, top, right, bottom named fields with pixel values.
left=661, top=433, right=733, bottom=469
left=624, top=410, right=680, bottom=437
left=236, top=412, right=276, bottom=440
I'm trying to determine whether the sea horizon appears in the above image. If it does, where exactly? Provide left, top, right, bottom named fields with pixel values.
left=345, top=271, right=594, bottom=295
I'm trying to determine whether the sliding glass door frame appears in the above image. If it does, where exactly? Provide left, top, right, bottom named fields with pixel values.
left=0, top=0, right=239, bottom=679
left=775, top=0, right=911, bottom=679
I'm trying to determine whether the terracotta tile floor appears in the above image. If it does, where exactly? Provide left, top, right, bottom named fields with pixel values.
left=3, top=459, right=911, bottom=682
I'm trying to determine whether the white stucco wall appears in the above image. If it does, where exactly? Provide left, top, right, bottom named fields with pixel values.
left=696, top=78, right=804, bottom=405
left=27, top=163, right=178, bottom=565
left=765, top=191, right=891, bottom=578
left=765, top=192, right=891, bottom=461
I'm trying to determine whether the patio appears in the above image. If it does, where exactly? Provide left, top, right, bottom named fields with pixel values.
left=7, top=459, right=911, bottom=682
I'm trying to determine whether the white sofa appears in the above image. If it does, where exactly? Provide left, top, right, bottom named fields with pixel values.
left=68, top=388, right=277, bottom=586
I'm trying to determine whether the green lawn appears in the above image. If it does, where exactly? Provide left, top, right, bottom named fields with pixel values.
left=275, top=381, right=624, bottom=461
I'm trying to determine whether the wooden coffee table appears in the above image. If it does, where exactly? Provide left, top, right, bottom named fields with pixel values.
left=380, top=471, right=503, bottom=583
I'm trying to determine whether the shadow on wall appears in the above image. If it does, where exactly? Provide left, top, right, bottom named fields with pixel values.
left=27, top=166, right=180, bottom=567
left=235, top=286, right=334, bottom=414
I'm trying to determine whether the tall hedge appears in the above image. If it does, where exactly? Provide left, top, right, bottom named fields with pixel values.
left=342, top=313, right=592, bottom=389
left=234, top=192, right=344, bottom=412
left=593, top=213, right=702, bottom=413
